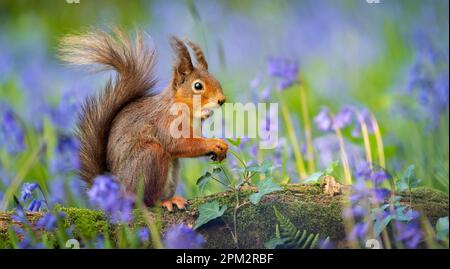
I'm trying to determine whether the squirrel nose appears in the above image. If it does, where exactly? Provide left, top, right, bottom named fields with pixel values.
left=218, top=98, right=226, bottom=106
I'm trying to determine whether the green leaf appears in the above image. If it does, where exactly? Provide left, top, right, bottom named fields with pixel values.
left=226, top=138, right=241, bottom=147
left=193, top=201, right=227, bottom=230
left=373, top=215, right=392, bottom=237
left=249, top=178, right=282, bottom=205
left=395, top=180, right=409, bottom=192
left=325, top=160, right=339, bottom=175
left=245, top=160, right=274, bottom=175
left=196, top=167, right=222, bottom=191
left=396, top=165, right=421, bottom=192
left=264, top=237, right=288, bottom=249
left=196, top=171, right=212, bottom=190
left=303, top=172, right=324, bottom=184
left=436, top=216, right=449, bottom=241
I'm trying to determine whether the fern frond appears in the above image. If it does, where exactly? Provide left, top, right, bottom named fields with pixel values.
left=270, top=206, right=327, bottom=249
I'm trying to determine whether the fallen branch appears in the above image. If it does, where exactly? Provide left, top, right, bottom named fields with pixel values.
left=0, top=184, right=448, bottom=248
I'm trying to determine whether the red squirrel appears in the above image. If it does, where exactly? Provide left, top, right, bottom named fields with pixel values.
left=59, top=27, right=228, bottom=210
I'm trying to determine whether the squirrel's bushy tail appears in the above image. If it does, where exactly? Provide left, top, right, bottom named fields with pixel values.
left=59, top=27, right=157, bottom=183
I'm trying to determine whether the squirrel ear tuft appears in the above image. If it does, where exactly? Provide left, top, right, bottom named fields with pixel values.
left=170, top=36, right=194, bottom=86
left=186, top=40, right=208, bottom=70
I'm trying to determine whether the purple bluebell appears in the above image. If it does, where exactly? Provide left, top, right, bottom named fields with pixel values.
left=48, top=179, right=66, bottom=206
left=26, top=199, right=43, bottom=212
left=314, top=107, right=333, bottom=132
left=395, top=219, right=423, bottom=249
left=20, top=183, right=39, bottom=202
left=36, top=213, right=58, bottom=231
left=50, top=91, right=82, bottom=131
left=349, top=222, right=370, bottom=241
left=138, top=227, right=150, bottom=243
left=403, top=33, right=449, bottom=129
left=351, top=109, right=375, bottom=138
left=88, top=175, right=134, bottom=223
left=354, top=161, right=372, bottom=180
left=50, top=136, right=80, bottom=174
left=267, top=58, right=299, bottom=90
left=11, top=207, right=29, bottom=225
left=94, top=235, right=106, bottom=249
left=371, top=188, right=390, bottom=203
left=332, top=106, right=353, bottom=129
left=0, top=107, right=25, bottom=154
left=313, top=134, right=364, bottom=171
left=371, top=170, right=390, bottom=186
left=164, top=224, right=206, bottom=249
left=343, top=204, right=367, bottom=220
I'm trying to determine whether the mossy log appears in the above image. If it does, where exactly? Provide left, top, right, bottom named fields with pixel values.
left=0, top=184, right=448, bottom=248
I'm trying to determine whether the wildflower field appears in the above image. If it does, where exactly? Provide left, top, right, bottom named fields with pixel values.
left=0, top=0, right=448, bottom=249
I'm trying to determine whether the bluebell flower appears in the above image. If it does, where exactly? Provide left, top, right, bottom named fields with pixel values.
left=36, top=213, right=59, bottom=231
left=94, top=235, right=106, bottom=249
left=88, top=175, right=134, bottom=223
left=313, top=134, right=364, bottom=170
left=354, top=161, right=372, bottom=180
left=267, top=58, right=299, bottom=90
left=50, top=91, right=81, bottom=131
left=26, top=199, right=43, bottom=212
left=371, top=170, right=390, bottom=186
left=351, top=109, right=374, bottom=137
left=395, top=219, right=423, bottom=249
left=314, top=107, right=333, bottom=132
left=404, top=33, right=449, bottom=129
left=20, top=183, right=39, bottom=202
left=48, top=179, right=66, bottom=206
left=0, top=107, right=25, bottom=154
left=332, top=106, right=353, bottom=130
left=371, top=188, right=390, bottom=203
left=349, top=222, right=370, bottom=241
left=343, top=205, right=367, bottom=219
left=164, top=224, right=206, bottom=249
left=138, top=227, right=150, bottom=243
left=88, top=175, right=121, bottom=209
left=50, top=136, right=80, bottom=174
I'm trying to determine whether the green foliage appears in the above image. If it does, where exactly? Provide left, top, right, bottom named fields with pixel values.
left=303, top=160, right=339, bottom=184
left=396, top=165, right=421, bottom=192
left=303, top=172, right=324, bottom=184
left=243, top=160, right=274, bottom=175
left=196, top=167, right=223, bottom=192
left=371, top=196, right=418, bottom=237
left=249, top=178, right=282, bottom=205
left=193, top=201, right=227, bottom=230
left=436, top=216, right=449, bottom=241
left=265, top=206, right=328, bottom=249
left=226, top=138, right=241, bottom=147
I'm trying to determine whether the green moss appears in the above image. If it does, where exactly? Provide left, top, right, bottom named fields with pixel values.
left=58, top=207, right=111, bottom=240
left=0, top=185, right=448, bottom=249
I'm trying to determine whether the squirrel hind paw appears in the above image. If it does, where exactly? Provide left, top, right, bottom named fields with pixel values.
left=161, top=196, right=188, bottom=211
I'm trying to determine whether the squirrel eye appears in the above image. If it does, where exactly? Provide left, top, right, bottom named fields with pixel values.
left=193, top=82, right=203, bottom=91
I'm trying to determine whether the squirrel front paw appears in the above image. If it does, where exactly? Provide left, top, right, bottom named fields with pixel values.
left=207, top=139, right=228, bottom=162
